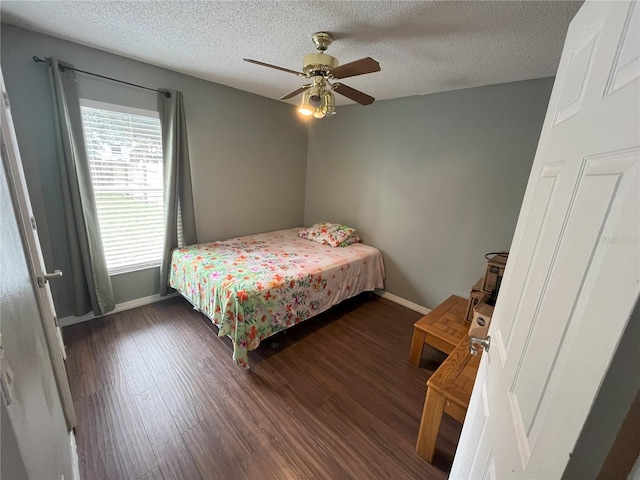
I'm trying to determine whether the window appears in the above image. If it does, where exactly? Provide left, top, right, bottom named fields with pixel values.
left=80, top=100, right=164, bottom=274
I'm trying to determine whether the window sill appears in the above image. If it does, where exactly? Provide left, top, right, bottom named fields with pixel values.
left=108, top=263, right=161, bottom=277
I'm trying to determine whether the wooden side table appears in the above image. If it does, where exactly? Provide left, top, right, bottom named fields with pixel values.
left=409, top=295, right=469, bottom=366
left=415, top=337, right=482, bottom=463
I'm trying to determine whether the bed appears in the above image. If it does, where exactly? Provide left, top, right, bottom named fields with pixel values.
left=169, top=227, right=385, bottom=368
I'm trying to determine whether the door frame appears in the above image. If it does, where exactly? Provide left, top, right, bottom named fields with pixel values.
left=1, top=68, right=77, bottom=430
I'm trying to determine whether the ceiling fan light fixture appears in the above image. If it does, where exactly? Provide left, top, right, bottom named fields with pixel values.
left=322, top=90, right=336, bottom=116
left=298, top=91, right=314, bottom=116
left=308, top=79, right=324, bottom=107
left=310, top=95, right=322, bottom=108
left=298, top=106, right=314, bottom=116
left=245, top=31, right=379, bottom=120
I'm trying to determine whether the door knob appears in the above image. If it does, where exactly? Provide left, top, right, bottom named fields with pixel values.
left=44, top=270, right=63, bottom=280
left=37, top=269, right=63, bottom=288
left=469, top=335, right=491, bottom=356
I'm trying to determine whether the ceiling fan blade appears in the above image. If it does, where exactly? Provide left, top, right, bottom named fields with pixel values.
left=330, top=57, right=381, bottom=79
left=280, top=85, right=310, bottom=100
left=243, top=58, right=304, bottom=76
left=333, top=83, right=375, bottom=105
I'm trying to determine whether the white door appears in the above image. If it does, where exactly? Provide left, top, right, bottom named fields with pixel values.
left=1, top=69, right=77, bottom=430
left=451, top=1, right=639, bottom=478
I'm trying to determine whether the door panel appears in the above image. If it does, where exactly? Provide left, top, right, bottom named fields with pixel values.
left=603, top=1, right=638, bottom=96
left=553, top=9, right=605, bottom=126
left=512, top=149, right=638, bottom=462
left=500, top=162, right=563, bottom=351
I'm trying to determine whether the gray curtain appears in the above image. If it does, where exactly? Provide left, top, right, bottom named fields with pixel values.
left=158, top=89, right=197, bottom=296
left=48, top=57, right=115, bottom=316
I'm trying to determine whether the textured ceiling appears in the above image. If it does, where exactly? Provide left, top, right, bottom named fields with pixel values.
left=1, top=1, right=583, bottom=105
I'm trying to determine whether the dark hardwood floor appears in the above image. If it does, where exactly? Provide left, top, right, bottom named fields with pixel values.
left=63, top=294, right=462, bottom=479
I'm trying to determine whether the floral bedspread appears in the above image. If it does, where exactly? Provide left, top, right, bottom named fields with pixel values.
left=169, top=228, right=385, bottom=368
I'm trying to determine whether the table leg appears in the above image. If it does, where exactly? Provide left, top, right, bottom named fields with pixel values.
left=409, top=329, right=426, bottom=367
left=416, top=387, right=446, bottom=463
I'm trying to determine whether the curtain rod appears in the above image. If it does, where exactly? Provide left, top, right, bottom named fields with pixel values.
left=32, top=56, right=171, bottom=98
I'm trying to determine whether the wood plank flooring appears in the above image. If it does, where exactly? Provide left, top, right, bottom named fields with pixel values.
left=63, top=294, right=462, bottom=479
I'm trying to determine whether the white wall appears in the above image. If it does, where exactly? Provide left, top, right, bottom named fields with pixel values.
left=0, top=24, right=308, bottom=317
left=305, top=78, right=554, bottom=308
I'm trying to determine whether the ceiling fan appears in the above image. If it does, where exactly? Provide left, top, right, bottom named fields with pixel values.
left=244, top=32, right=381, bottom=118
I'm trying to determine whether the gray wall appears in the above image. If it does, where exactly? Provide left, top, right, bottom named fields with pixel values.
left=562, top=300, right=640, bottom=480
left=1, top=22, right=552, bottom=314
left=1, top=153, right=73, bottom=480
left=305, top=78, right=554, bottom=308
left=0, top=24, right=308, bottom=318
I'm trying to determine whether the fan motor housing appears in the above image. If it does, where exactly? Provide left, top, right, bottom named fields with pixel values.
left=303, top=53, right=338, bottom=76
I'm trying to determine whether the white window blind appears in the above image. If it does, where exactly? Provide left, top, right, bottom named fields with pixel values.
left=80, top=100, right=164, bottom=275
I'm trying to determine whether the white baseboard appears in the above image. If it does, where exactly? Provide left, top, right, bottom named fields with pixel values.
left=59, top=292, right=178, bottom=327
left=374, top=290, right=431, bottom=315
left=60, top=290, right=426, bottom=326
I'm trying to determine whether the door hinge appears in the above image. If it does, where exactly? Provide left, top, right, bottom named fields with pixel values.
left=2, top=91, right=10, bottom=110
left=30, top=216, right=37, bottom=231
